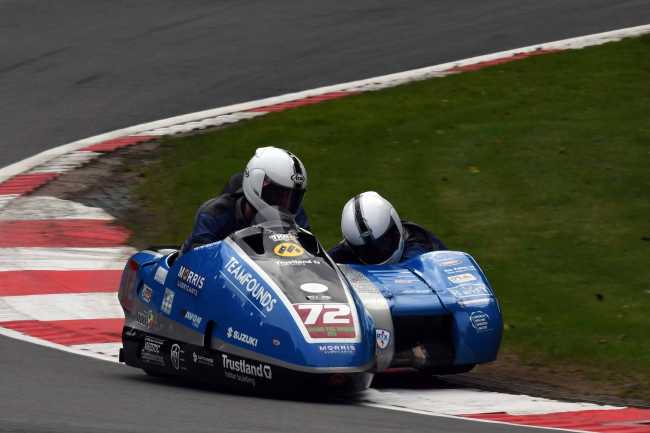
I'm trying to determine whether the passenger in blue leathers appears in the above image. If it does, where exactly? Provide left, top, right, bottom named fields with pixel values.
left=181, top=147, right=310, bottom=253
left=328, top=191, right=446, bottom=265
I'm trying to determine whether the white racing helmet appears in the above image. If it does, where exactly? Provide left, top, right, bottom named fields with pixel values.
left=242, top=147, right=307, bottom=222
left=341, top=191, right=405, bottom=265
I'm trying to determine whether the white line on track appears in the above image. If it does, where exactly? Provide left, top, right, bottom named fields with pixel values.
left=0, top=194, right=19, bottom=209
left=0, top=247, right=134, bottom=271
left=0, top=326, right=120, bottom=363
left=28, top=151, right=101, bottom=174
left=0, top=196, right=114, bottom=220
left=361, top=388, right=617, bottom=416
left=362, top=403, right=592, bottom=433
left=70, top=342, right=122, bottom=358
left=1, top=24, right=648, bottom=184
left=0, top=292, right=122, bottom=322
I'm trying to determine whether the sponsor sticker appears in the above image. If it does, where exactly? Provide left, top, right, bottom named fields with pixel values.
left=291, top=173, right=305, bottom=185
left=170, top=344, right=181, bottom=370
left=226, top=326, right=258, bottom=348
left=293, top=303, right=356, bottom=340
left=141, top=284, right=153, bottom=304
left=469, top=311, right=491, bottom=332
left=433, top=253, right=464, bottom=264
left=143, top=336, right=163, bottom=354
left=224, top=371, right=256, bottom=387
left=275, top=259, right=321, bottom=266
left=272, top=242, right=304, bottom=258
left=223, top=257, right=278, bottom=313
left=399, top=289, right=431, bottom=295
left=183, top=310, right=202, bottom=328
left=154, top=266, right=168, bottom=284
left=269, top=233, right=297, bottom=242
left=300, top=283, right=328, bottom=294
left=306, top=294, right=332, bottom=301
left=318, top=344, right=356, bottom=354
left=192, top=351, right=214, bottom=367
left=459, top=297, right=491, bottom=308
left=221, top=354, right=272, bottom=380
left=448, top=283, right=490, bottom=299
left=141, top=336, right=165, bottom=366
left=448, top=273, right=477, bottom=284
left=442, top=265, right=477, bottom=275
left=161, top=288, right=175, bottom=315
left=291, top=173, right=305, bottom=184
left=375, top=329, right=391, bottom=350
left=439, top=259, right=462, bottom=267
left=176, top=265, right=206, bottom=296
left=137, top=310, right=156, bottom=329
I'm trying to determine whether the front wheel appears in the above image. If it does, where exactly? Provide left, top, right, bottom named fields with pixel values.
left=143, top=367, right=167, bottom=378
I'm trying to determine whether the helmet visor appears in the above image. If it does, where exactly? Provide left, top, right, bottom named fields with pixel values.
left=260, top=177, right=305, bottom=214
left=349, top=219, right=402, bottom=264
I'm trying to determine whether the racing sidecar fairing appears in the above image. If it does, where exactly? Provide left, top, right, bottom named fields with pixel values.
left=118, top=221, right=501, bottom=393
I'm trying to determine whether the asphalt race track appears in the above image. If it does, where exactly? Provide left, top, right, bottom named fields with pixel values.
left=2, top=0, right=650, bottom=168
left=0, top=338, right=555, bottom=433
left=1, top=1, right=650, bottom=432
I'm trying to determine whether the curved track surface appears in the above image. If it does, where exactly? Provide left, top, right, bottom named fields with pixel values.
left=1, top=1, right=650, bottom=432
left=2, top=0, right=650, bottom=168
left=0, top=338, right=553, bottom=433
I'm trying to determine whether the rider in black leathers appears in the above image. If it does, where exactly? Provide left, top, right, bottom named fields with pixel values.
left=181, top=147, right=309, bottom=253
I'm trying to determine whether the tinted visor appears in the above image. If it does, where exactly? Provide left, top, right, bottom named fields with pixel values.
left=261, top=178, right=305, bottom=214
left=349, top=219, right=402, bottom=264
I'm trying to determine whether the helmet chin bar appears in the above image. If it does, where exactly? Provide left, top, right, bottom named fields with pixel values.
left=355, top=233, right=405, bottom=265
left=244, top=168, right=303, bottom=224
left=380, top=236, right=405, bottom=265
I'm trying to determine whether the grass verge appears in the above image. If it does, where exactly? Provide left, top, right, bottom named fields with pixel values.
left=124, top=35, right=650, bottom=400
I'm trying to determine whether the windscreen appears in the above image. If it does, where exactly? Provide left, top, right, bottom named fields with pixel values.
left=231, top=223, right=349, bottom=305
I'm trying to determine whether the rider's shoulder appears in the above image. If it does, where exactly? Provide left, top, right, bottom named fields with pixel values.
left=198, top=193, right=238, bottom=218
left=328, top=241, right=362, bottom=265
left=401, top=220, right=433, bottom=239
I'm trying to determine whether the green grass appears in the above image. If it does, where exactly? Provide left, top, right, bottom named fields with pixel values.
left=126, top=35, right=650, bottom=398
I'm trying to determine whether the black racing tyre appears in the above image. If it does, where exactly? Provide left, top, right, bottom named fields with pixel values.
left=143, top=367, right=167, bottom=378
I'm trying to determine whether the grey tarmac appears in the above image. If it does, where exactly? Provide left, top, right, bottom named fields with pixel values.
left=0, top=337, right=570, bottom=433
left=1, top=0, right=650, bottom=167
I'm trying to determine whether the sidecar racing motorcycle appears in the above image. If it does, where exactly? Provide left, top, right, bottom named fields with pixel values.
left=118, top=219, right=502, bottom=392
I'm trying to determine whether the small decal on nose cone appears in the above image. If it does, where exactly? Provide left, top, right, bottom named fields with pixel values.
left=273, top=242, right=304, bottom=257
left=300, top=283, right=328, bottom=294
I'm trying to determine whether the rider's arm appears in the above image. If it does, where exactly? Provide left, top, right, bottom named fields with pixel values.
left=295, top=206, right=311, bottom=231
left=400, top=222, right=448, bottom=261
left=430, top=234, right=447, bottom=251
left=181, top=202, right=234, bottom=253
left=327, top=241, right=361, bottom=264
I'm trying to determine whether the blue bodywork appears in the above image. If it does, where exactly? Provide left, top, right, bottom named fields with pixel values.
left=351, top=250, right=502, bottom=366
left=128, top=240, right=375, bottom=371
left=127, top=238, right=501, bottom=373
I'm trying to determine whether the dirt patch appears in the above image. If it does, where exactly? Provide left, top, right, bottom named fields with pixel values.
left=29, top=144, right=650, bottom=408
left=34, top=141, right=165, bottom=248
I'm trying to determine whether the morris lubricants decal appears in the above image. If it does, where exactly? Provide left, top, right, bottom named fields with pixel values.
left=176, top=265, right=205, bottom=296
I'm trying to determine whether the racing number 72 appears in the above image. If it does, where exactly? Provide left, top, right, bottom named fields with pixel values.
left=295, top=303, right=352, bottom=325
